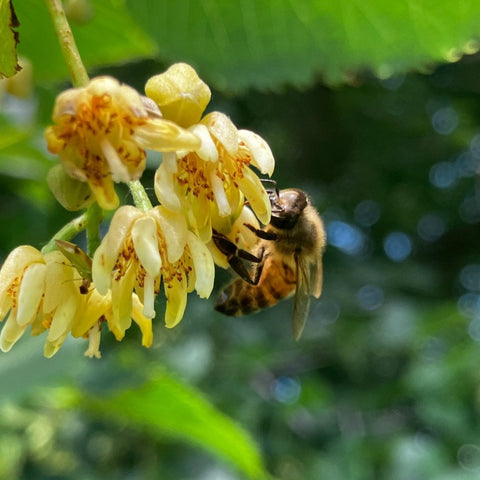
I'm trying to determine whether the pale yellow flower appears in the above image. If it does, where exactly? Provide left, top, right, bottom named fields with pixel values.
left=154, top=112, right=275, bottom=242
left=92, top=205, right=215, bottom=334
left=146, top=64, right=275, bottom=242
left=0, top=245, right=47, bottom=352
left=0, top=247, right=81, bottom=356
left=70, top=289, right=152, bottom=358
left=45, top=76, right=201, bottom=210
left=0, top=245, right=153, bottom=358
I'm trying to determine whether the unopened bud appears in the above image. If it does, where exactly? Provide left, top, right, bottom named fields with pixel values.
left=47, top=164, right=94, bottom=211
left=145, top=63, right=211, bottom=128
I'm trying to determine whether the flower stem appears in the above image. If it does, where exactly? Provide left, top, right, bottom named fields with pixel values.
left=85, top=202, right=103, bottom=256
left=44, top=0, right=89, bottom=87
left=129, top=180, right=153, bottom=212
left=41, top=213, right=88, bottom=254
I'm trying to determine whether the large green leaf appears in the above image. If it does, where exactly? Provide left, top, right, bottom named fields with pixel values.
left=126, top=0, right=480, bottom=91
left=75, top=370, right=271, bottom=480
left=13, top=0, right=155, bottom=83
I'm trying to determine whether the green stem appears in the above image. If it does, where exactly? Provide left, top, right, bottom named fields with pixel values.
left=44, top=0, right=89, bottom=87
left=85, top=202, right=103, bottom=256
left=129, top=180, right=153, bottom=212
left=41, top=213, right=88, bottom=254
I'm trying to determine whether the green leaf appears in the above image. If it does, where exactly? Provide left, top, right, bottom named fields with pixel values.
left=77, top=370, right=271, bottom=480
left=0, top=0, right=20, bottom=78
left=126, top=0, right=480, bottom=91
left=14, top=0, right=155, bottom=83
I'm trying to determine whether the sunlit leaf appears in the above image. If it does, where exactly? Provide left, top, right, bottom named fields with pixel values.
left=14, top=0, right=155, bottom=83
left=79, top=370, right=271, bottom=480
left=0, top=0, right=20, bottom=78
left=126, top=0, right=480, bottom=91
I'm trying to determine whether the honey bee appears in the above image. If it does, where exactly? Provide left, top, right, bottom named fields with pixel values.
left=213, top=187, right=326, bottom=340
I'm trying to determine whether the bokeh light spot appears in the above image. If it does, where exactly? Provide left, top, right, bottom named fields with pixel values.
left=383, top=232, right=412, bottom=262
left=460, top=264, right=480, bottom=291
left=354, top=200, right=381, bottom=227
left=431, top=106, right=459, bottom=135
left=455, top=151, right=478, bottom=177
left=357, top=285, right=384, bottom=311
left=417, top=214, right=446, bottom=242
left=326, top=221, right=365, bottom=255
left=458, top=444, right=480, bottom=472
left=457, top=293, right=480, bottom=318
left=468, top=317, right=480, bottom=342
left=429, top=161, right=457, bottom=189
left=271, top=377, right=301, bottom=404
left=459, top=194, right=480, bottom=224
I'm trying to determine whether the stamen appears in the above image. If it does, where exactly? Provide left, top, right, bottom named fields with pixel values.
left=100, top=138, right=130, bottom=183
left=142, top=273, right=156, bottom=318
left=84, top=322, right=102, bottom=358
left=210, top=170, right=231, bottom=217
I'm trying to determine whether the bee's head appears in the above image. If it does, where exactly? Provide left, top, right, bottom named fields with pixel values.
left=270, top=188, right=308, bottom=229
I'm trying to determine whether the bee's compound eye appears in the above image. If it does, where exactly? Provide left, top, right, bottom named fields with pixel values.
left=279, top=189, right=307, bottom=212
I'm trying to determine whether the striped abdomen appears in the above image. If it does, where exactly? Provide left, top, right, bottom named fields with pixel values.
left=214, top=256, right=296, bottom=316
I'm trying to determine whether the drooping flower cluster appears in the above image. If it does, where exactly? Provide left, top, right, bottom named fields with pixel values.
left=0, top=62, right=276, bottom=357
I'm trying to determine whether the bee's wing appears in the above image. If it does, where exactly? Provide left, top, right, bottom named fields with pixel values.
left=292, top=254, right=312, bottom=341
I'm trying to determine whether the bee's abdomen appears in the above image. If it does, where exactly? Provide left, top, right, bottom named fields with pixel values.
left=215, top=259, right=296, bottom=316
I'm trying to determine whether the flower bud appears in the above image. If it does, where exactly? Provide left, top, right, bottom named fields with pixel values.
left=47, top=164, right=94, bottom=211
left=145, top=63, right=211, bottom=128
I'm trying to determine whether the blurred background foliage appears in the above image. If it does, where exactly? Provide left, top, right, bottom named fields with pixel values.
left=2, top=0, right=480, bottom=479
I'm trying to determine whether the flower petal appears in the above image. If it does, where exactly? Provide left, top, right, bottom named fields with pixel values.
left=149, top=207, right=187, bottom=263
left=16, top=263, right=46, bottom=326
left=71, top=289, right=112, bottom=337
left=131, top=217, right=162, bottom=277
left=236, top=168, right=272, bottom=225
left=189, top=124, right=218, bottom=162
left=154, top=163, right=182, bottom=211
left=163, top=151, right=178, bottom=173
left=238, top=129, right=275, bottom=176
left=131, top=294, right=153, bottom=347
left=186, top=231, right=214, bottom=298
left=202, top=112, right=238, bottom=156
left=0, top=311, right=27, bottom=352
left=164, top=278, right=187, bottom=328
left=0, top=245, right=44, bottom=294
left=43, top=251, right=77, bottom=314
left=87, top=177, right=119, bottom=210
left=46, top=293, right=77, bottom=343
left=92, top=206, right=143, bottom=294
left=134, top=118, right=201, bottom=152
left=109, top=263, right=136, bottom=340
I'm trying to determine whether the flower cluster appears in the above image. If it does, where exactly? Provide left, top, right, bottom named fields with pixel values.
left=0, top=246, right=152, bottom=358
left=0, top=63, right=275, bottom=357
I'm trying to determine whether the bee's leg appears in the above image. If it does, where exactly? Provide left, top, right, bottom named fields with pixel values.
left=212, top=230, right=263, bottom=285
left=244, top=223, right=278, bottom=241
left=260, top=179, right=280, bottom=204
left=251, top=246, right=266, bottom=285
